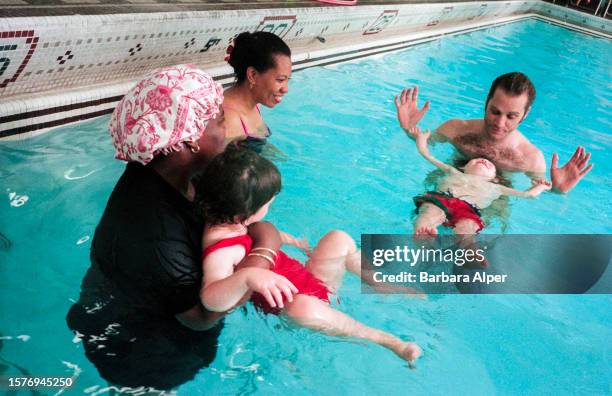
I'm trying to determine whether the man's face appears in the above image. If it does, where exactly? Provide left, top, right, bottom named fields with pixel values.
left=484, top=88, right=530, bottom=140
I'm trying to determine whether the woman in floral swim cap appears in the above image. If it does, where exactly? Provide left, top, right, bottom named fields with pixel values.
left=67, top=64, right=282, bottom=391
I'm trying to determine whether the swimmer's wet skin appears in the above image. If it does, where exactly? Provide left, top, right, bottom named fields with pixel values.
left=1, top=20, right=609, bottom=395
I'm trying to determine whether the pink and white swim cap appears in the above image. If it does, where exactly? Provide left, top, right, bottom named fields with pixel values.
left=109, top=64, right=224, bottom=165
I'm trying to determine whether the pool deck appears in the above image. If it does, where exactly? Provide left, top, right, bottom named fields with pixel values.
left=0, top=0, right=522, bottom=17
left=1, top=0, right=609, bottom=18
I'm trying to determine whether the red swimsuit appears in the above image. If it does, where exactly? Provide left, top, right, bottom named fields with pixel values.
left=414, top=191, right=485, bottom=232
left=202, top=234, right=330, bottom=314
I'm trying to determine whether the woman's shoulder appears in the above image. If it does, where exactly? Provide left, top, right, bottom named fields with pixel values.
left=221, top=88, right=243, bottom=112
left=221, top=99, right=248, bottom=139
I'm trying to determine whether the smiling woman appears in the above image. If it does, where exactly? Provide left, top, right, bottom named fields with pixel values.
left=222, top=31, right=292, bottom=150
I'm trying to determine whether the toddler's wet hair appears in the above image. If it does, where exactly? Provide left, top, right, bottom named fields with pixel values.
left=195, top=144, right=281, bottom=225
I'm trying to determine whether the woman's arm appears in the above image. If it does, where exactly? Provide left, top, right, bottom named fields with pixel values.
left=235, top=221, right=282, bottom=271
left=175, top=228, right=282, bottom=330
left=175, top=304, right=226, bottom=331
left=201, top=246, right=297, bottom=312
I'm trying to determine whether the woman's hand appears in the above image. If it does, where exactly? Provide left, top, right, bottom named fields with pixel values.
left=244, top=268, right=298, bottom=309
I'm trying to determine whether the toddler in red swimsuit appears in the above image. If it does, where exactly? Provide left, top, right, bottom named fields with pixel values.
left=195, top=145, right=421, bottom=366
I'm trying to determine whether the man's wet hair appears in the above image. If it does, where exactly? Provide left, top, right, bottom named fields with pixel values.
left=195, top=144, right=281, bottom=225
left=485, top=72, right=536, bottom=113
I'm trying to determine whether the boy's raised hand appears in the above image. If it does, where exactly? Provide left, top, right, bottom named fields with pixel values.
left=528, top=179, right=552, bottom=197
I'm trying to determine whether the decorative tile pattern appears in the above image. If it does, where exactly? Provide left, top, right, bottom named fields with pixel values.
left=255, top=15, right=298, bottom=38
left=200, top=37, right=221, bottom=53
left=364, top=10, right=399, bottom=35
left=184, top=37, right=196, bottom=49
left=128, top=43, right=143, bottom=56
left=56, top=50, right=74, bottom=65
left=0, top=30, right=38, bottom=89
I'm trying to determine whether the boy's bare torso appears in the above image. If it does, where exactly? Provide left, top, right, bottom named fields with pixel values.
left=438, top=171, right=502, bottom=209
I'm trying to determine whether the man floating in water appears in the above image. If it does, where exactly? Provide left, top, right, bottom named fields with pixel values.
left=395, top=72, right=593, bottom=193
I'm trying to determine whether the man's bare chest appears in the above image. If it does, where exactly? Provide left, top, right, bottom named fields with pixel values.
left=453, top=133, right=527, bottom=171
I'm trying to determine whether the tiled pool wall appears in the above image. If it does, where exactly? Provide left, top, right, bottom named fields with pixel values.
left=0, top=1, right=610, bottom=140
left=534, top=1, right=612, bottom=31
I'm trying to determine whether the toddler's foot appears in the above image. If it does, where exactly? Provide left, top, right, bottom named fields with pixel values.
left=415, top=226, right=438, bottom=238
left=393, top=341, right=422, bottom=368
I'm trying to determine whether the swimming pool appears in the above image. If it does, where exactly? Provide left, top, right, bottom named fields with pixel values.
left=0, top=18, right=610, bottom=395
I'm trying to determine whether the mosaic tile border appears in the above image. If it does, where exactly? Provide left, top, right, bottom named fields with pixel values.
left=0, top=1, right=610, bottom=140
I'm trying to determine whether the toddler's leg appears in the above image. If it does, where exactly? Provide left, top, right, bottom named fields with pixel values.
left=453, top=219, right=480, bottom=248
left=453, top=219, right=480, bottom=235
left=453, top=219, right=487, bottom=268
left=414, top=203, right=446, bottom=237
left=307, top=230, right=423, bottom=296
left=284, top=294, right=421, bottom=366
left=305, top=230, right=358, bottom=292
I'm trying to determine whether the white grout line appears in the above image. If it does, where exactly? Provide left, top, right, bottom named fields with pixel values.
left=1, top=101, right=115, bottom=131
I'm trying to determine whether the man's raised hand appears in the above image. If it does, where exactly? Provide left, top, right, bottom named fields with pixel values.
left=395, top=86, right=430, bottom=137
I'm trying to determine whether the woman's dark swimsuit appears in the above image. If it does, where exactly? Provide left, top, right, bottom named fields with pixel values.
left=66, top=163, right=221, bottom=390
left=225, top=104, right=271, bottom=153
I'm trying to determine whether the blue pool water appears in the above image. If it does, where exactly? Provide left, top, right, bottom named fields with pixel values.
left=1, top=18, right=611, bottom=395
